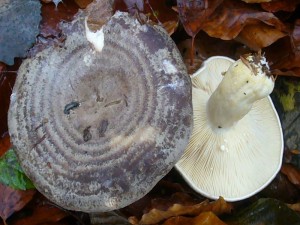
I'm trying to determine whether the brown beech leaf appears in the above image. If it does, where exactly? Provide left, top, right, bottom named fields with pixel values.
left=235, top=22, right=287, bottom=50
left=0, top=134, right=10, bottom=157
left=11, top=202, right=69, bottom=225
left=178, top=33, right=239, bottom=74
left=85, top=0, right=113, bottom=32
left=0, top=183, right=36, bottom=224
left=201, top=0, right=287, bottom=40
left=39, top=0, right=79, bottom=38
left=162, top=212, right=227, bottom=225
left=281, top=164, right=300, bottom=188
left=267, top=20, right=300, bottom=76
left=287, top=202, right=300, bottom=212
left=74, top=0, right=93, bottom=8
left=261, top=0, right=300, bottom=13
left=241, top=0, right=271, bottom=2
left=128, top=194, right=232, bottom=225
left=177, top=0, right=224, bottom=38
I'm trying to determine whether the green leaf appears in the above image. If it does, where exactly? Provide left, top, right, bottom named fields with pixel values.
left=0, top=149, right=35, bottom=190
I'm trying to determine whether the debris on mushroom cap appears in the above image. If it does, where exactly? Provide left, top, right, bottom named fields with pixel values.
left=176, top=56, right=283, bottom=201
left=8, top=11, right=193, bottom=212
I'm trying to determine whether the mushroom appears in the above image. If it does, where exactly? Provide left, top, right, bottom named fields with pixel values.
left=175, top=54, right=283, bottom=201
left=8, top=11, right=192, bottom=212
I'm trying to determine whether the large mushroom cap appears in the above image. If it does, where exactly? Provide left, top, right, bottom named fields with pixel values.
left=176, top=56, right=283, bottom=201
left=8, top=12, right=192, bottom=212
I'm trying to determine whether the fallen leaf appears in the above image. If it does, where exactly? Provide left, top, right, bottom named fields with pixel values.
left=177, top=0, right=224, bottom=38
left=114, top=0, right=178, bottom=25
left=281, top=164, right=300, bottom=188
left=85, top=0, right=114, bottom=32
left=261, top=0, right=300, bottom=12
left=162, top=211, right=227, bottom=225
left=74, top=0, right=93, bottom=8
left=10, top=202, right=69, bottom=225
left=235, top=22, right=286, bottom=50
left=287, top=202, right=300, bottom=212
left=0, top=134, right=10, bottom=157
left=129, top=194, right=232, bottom=225
left=162, top=20, right=179, bottom=36
left=201, top=0, right=287, bottom=40
left=241, top=0, right=271, bottom=2
left=265, top=20, right=300, bottom=76
left=39, top=0, right=79, bottom=38
left=0, top=0, right=41, bottom=65
left=0, top=149, right=35, bottom=190
left=177, top=33, right=239, bottom=74
left=0, top=183, right=36, bottom=224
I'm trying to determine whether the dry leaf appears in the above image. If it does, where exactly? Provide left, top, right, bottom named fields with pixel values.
left=40, top=0, right=79, bottom=38
left=0, top=183, right=36, bottom=224
left=261, top=0, right=300, bottom=12
left=281, top=164, right=300, bottom=188
left=201, top=0, right=287, bottom=40
left=74, top=0, right=93, bottom=8
left=85, top=0, right=114, bottom=32
left=162, top=20, right=179, bottom=36
left=177, top=34, right=238, bottom=74
left=177, top=0, right=224, bottom=38
left=267, top=20, right=300, bottom=76
left=235, top=22, right=287, bottom=50
left=129, top=194, right=232, bottom=225
left=162, top=211, right=227, bottom=225
left=0, top=134, right=10, bottom=157
left=241, top=0, right=271, bottom=2
left=11, top=201, right=69, bottom=225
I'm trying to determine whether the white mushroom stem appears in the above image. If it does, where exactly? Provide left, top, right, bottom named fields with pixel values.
left=206, top=54, right=275, bottom=131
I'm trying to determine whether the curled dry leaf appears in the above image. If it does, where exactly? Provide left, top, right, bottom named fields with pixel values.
left=0, top=183, right=36, bottom=224
left=287, top=202, right=300, bottom=213
left=74, top=0, right=93, bottom=9
left=128, top=194, right=232, bottom=225
left=85, top=0, right=114, bottom=32
left=177, top=0, right=224, bottom=38
left=281, top=164, right=300, bottom=188
left=235, top=22, right=286, bottom=50
left=241, top=0, right=271, bottom=3
left=162, top=212, right=227, bottom=225
left=10, top=202, right=69, bottom=225
left=177, top=34, right=238, bottom=74
left=39, top=0, right=79, bottom=38
left=261, top=0, right=300, bottom=13
left=0, top=134, right=10, bottom=157
left=267, top=20, right=300, bottom=76
left=201, top=0, right=287, bottom=40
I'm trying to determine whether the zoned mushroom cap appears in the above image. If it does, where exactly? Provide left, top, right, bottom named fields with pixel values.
left=175, top=56, right=283, bottom=201
left=8, top=12, right=192, bottom=212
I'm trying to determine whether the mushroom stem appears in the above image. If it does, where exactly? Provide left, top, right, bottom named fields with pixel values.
left=206, top=53, right=275, bottom=131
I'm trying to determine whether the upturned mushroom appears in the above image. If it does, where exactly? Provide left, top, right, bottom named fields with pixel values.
left=8, top=11, right=192, bottom=212
left=176, top=54, right=283, bottom=201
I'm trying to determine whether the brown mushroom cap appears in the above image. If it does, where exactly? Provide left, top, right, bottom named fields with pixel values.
left=8, top=12, right=192, bottom=212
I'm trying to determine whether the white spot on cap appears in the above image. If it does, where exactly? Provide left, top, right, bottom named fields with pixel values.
left=85, top=18, right=105, bottom=52
left=162, top=59, right=177, bottom=74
